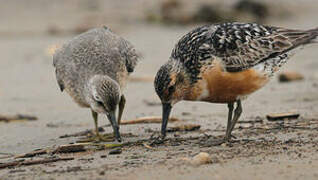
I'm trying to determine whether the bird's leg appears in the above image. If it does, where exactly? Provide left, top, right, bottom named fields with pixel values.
left=225, top=100, right=242, bottom=141
left=225, top=102, right=234, bottom=140
left=207, top=102, right=234, bottom=146
left=117, top=95, right=126, bottom=127
left=92, top=110, right=100, bottom=138
left=91, top=110, right=113, bottom=142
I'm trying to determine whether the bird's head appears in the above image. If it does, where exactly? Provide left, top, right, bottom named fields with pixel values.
left=87, top=75, right=122, bottom=141
left=87, top=75, right=121, bottom=141
left=88, top=75, right=121, bottom=115
left=154, top=62, right=189, bottom=105
left=154, top=61, right=190, bottom=138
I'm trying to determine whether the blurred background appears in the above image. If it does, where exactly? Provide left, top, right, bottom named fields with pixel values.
left=0, top=0, right=317, bottom=154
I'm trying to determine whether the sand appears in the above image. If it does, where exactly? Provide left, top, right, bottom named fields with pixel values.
left=0, top=0, right=318, bottom=179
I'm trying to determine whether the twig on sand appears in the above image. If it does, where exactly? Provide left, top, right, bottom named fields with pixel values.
left=16, top=144, right=86, bottom=159
left=53, top=144, right=86, bottom=153
left=15, top=149, right=48, bottom=159
left=60, top=116, right=181, bottom=138
left=119, top=116, right=180, bottom=125
left=142, top=143, right=154, bottom=150
left=82, top=143, right=124, bottom=150
left=0, top=114, right=37, bottom=122
left=0, top=157, right=74, bottom=169
left=266, top=112, right=300, bottom=121
left=0, top=152, right=15, bottom=159
left=166, top=124, right=201, bottom=132
left=15, top=143, right=125, bottom=159
left=59, top=127, right=104, bottom=138
left=60, top=116, right=181, bottom=139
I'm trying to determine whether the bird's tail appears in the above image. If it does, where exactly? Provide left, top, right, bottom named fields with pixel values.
left=124, top=46, right=142, bottom=73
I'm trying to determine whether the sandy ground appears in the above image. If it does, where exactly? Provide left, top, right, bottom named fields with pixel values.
left=0, top=0, right=318, bottom=179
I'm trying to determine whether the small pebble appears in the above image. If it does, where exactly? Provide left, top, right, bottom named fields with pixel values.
left=191, top=152, right=212, bottom=165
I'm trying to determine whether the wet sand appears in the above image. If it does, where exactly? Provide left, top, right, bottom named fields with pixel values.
left=0, top=0, right=318, bottom=179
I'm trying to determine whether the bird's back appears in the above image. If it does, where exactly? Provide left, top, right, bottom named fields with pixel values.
left=172, top=22, right=317, bottom=80
left=171, top=22, right=318, bottom=102
left=53, top=27, right=139, bottom=105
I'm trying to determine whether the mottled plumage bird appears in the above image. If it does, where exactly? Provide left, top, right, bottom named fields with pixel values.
left=155, top=22, right=317, bottom=144
left=53, top=27, right=139, bottom=142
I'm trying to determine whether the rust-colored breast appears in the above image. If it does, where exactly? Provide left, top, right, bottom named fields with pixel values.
left=186, top=62, right=269, bottom=103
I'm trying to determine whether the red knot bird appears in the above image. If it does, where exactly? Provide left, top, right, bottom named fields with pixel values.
left=154, top=22, right=318, bottom=144
left=53, top=26, right=140, bottom=142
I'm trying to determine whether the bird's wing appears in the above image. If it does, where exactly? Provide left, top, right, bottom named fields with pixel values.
left=172, top=23, right=318, bottom=72
left=117, top=39, right=141, bottom=73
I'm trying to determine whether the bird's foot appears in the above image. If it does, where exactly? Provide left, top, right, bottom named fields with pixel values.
left=149, top=132, right=166, bottom=146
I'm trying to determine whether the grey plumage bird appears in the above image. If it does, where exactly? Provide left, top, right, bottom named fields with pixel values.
left=53, top=27, right=140, bottom=142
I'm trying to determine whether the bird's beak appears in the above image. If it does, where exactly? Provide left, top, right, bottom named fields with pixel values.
left=107, top=111, right=122, bottom=142
left=161, top=103, right=172, bottom=139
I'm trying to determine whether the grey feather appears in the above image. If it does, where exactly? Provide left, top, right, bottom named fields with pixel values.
left=53, top=27, right=140, bottom=107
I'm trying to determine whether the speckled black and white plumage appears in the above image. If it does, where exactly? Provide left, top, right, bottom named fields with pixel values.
left=53, top=27, right=140, bottom=107
left=154, top=22, right=318, bottom=143
left=171, top=22, right=318, bottom=82
left=154, top=64, right=173, bottom=101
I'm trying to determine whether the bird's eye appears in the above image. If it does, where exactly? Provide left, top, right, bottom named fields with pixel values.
left=168, top=85, right=175, bottom=93
left=94, top=95, right=101, bottom=101
left=96, top=101, right=104, bottom=107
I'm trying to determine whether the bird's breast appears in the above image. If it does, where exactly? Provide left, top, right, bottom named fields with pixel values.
left=186, top=62, right=269, bottom=103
